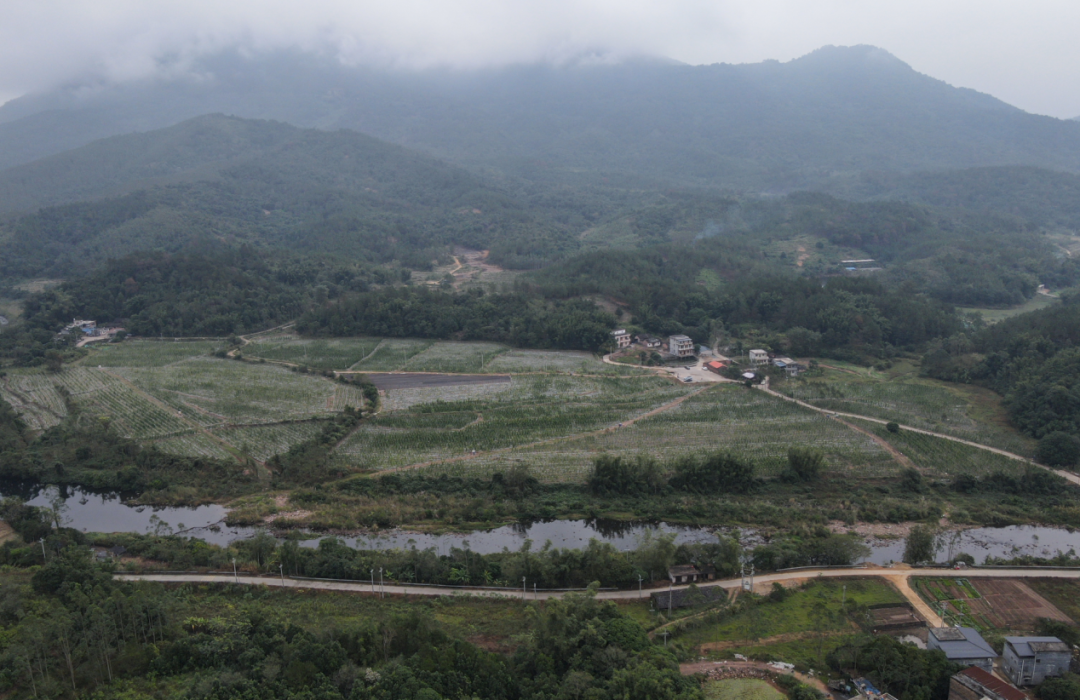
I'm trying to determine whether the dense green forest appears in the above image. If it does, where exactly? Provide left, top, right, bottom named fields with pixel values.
left=0, top=115, right=578, bottom=276
left=923, top=294, right=1080, bottom=459
left=296, top=286, right=615, bottom=351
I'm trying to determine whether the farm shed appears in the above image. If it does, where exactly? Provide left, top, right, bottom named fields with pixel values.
left=1003, top=637, right=1070, bottom=686
left=927, top=627, right=996, bottom=672
left=706, top=361, right=727, bottom=374
left=949, top=666, right=1025, bottom=700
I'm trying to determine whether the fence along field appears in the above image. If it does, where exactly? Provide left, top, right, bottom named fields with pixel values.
left=331, top=375, right=691, bottom=472
left=420, top=384, right=898, bottom=482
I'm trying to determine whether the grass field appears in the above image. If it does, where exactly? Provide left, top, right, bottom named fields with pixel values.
left=704, top=679, right=785, bottom=700
left=422, top=384, right=896, bottom=482
left=333, top=375, right=691, bottom=473
left=958, top=294, right=1059, bottom=324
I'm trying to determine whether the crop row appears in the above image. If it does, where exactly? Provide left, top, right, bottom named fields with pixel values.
left=245, top=337, right=380, bottom=370
left=85, top=340, right=220, bottom=368
left=857, top=419, right=1029, bottom=478
left=0, top=373, right=67, bottom=430
left=782, top=378, right=1034, bottom=457
left=117, top=357, right=353, bottom=424
left=334, top=376, right=689, bottom=470
left=459, top=386, right=896, bottom=481
left=152, top=433, right=235, bottom=460
left=213, top=421, right=328, bottom=461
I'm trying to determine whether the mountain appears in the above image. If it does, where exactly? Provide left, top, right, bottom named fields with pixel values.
left=4, top=46, right=1080, bottom=190
left=0, top=115, right=572, bottom=278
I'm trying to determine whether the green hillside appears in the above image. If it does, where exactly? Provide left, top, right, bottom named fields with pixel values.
left=0, top=115, right=575, bottom=277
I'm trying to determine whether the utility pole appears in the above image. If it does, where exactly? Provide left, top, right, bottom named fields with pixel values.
left=533, top=583, right=537, bottom=599
left=371, top=569, right=375, bottom=595
left=522, top=577, right=527, bottom=601
left=668, top=580, right=673, bottom=615
left=661, top=631, right=670, bottom=647
left=638, top=574, right=643, bottom=599
left=379, top=567, right=384, bottom=598
left=39, top=538, right=46, bottom=562
left=279, top=563, right=285, bottom=587
left=232, top=558, right=238, bottom=583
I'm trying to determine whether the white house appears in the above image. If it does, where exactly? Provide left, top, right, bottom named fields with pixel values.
left=668, top=335, right=694, bottom=358
left=611, top=330, right=631, bottom=349
left=749, top=349, right=769, bottom=365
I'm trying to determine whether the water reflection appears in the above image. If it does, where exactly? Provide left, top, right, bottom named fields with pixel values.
left=5, top=482, right=1080, bottom=564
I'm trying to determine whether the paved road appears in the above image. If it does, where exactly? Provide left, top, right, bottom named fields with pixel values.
left=116, top=566, right=1080, bottom=609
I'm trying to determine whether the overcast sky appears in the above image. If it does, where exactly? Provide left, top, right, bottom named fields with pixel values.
left=2, top=0, right=1078, bottom=118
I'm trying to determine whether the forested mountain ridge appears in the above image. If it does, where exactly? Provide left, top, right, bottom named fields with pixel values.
left=3, top=46, right=1080, bottom=190
left=0, top=115, right=577, bottom=277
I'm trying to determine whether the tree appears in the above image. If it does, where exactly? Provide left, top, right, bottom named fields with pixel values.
left=787, top=448, right=825, bottom=481
left=43, top=350, right=63, bottom=374
left=903, top=525, right=939, bottom=565
left=1038, top=432, right=1080, bottom=467
left=886, top=422, right=900, bottom=433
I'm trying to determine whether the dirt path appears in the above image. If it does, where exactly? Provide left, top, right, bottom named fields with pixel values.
left=379, top=384, right=716, bottom=474
left=884, top=572, right=944, bottom=626
left=348, top=339, right=386, bottom=370
left=833, top=415, right=918, bottom=470
left=796, top=245, right=810, bottom=267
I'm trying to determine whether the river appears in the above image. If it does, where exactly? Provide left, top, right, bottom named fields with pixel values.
left=8, top=484, right=1080, bottom=564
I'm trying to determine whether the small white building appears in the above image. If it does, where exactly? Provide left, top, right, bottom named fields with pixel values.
left=749, top=349, right=769, bottom=365
left=611, top=329, right=631, bottom=349
left=668, top=335, right=694, bottom=358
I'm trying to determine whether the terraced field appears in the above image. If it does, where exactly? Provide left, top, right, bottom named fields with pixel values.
left=213, top=421, right=328, bottom=461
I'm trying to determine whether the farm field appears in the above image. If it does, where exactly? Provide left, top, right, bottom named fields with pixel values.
left=243, top=337, right=380, bottom=370
left=213, top=421, right=328, bottom=461
left=82, top=340, right=221, bottom=367
left=779, top=376, right=1034, bottom=457
left=1, top=352, right=362, bottom=461
left=704, top=679, right=785, bottom=700
left=678, top=579, right=901, bottom=659
left=1026, top=580, right=1080, bottom=625
left=114, top=357, right=364, bottom=426
left=332, top=375, right=691, bottom=473
left=958, top=294, right=1059, bottom=324
left=401, top=341, right=509, bottom=373
left=350, top=338, right=435, bottom=371
left=853, top=418, right=1032, bottom=478
left=423, top=384, right=897, bottom=482
left=912, top=577, right=1070, bottom=633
